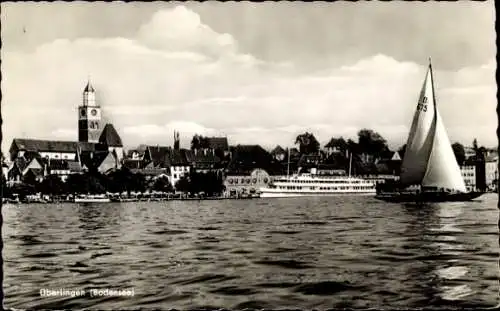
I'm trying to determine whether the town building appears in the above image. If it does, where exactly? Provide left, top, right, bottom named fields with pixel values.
left=223, top=145, right=280, bottom=196
left=206, top=137, right=230, bottom=157
left=461, top=164, right=476, bottom=192
left=464, top=146, right=476, bottom=160
left=323, top=138, right=347, bottom=156
left=485, top=155, right=498, bottom=191
left=224, top=168, right=271, bottom=197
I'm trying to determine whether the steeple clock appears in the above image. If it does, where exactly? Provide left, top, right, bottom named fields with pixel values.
left=78, top=80, right=102, bottom=143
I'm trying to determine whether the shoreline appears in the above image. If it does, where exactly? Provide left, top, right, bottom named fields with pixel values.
left=2, top=195, right=259, bottom=205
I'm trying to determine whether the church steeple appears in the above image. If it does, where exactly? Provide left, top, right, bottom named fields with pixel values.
left=79, top=79, right=101, bottom=143
left=83, top=79, right=95, bottom=93
left=83, top=78, right=96, bottom=107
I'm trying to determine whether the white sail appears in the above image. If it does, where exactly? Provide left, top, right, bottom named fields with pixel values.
left=421, top=108, right=467, bottom=192
left=400, top=65, right=436, bottom=186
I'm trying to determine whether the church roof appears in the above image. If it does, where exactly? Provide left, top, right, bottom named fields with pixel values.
left=98, top=124, right=123, bottom=147
left=11, top=139, right=79, bottom=153
left=10, top=139, right=99, bottom=157
left=83, top=81, right=95, bottom=93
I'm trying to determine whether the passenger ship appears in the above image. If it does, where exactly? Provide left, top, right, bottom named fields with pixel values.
left=259, top=171, right=376, bottom=198
left=259, top=151, right=377, bottom=198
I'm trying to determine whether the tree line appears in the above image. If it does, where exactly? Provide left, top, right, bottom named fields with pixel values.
left=295, top=129, right=390, bottom=158
left=294, top=130, right=489, bottom=166
left=2, top=168, right=225, bottom=199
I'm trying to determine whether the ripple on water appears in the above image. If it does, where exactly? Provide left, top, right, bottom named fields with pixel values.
left=234, top=300, right=273, bottom=309
left=267, top=230, right=302, bottom=235
left=171, top=273, right=240, bottom=286
left=149, top=229, right=188, bottom=235
left=209, top=285, right=259, bottom=296
left=253, top=259, right=314, bottom=269
left=90, top=252, right=113, bottom=259
left=293, top=281, right=359, bottom=296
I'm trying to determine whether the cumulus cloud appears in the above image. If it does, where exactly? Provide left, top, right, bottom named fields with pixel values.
left=2, top=5, right=496, bottom=153
left=137, top=6, right=236, bottom=58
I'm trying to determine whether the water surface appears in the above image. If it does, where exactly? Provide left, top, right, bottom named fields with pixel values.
left=3, top=194, right=499, bottom=309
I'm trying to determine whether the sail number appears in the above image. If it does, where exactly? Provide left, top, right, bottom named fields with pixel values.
left=417, top=103, right=427, bottom=112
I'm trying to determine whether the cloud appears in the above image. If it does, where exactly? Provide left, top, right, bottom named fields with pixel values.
left=2, top=5, right=497, bottom=153
left=136, top=5, right=237, bottom=57
left=51, top=128, right=78, bottom=140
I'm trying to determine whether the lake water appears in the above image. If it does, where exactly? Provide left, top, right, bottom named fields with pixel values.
left=3, top=194, right=499, bottom=309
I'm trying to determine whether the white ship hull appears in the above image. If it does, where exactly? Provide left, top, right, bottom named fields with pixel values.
left=74, top=197, right=111, bottom=203
left=258, top=173, right=377, bottom=198
left=259, top=189, right=376, bottom=198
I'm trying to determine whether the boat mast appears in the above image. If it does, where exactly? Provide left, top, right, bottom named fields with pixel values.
left=287, top=147, right=290, bottom=178
left=349, top=153, right=353, bottom=177
left=428, top=57, right=438, bottom=111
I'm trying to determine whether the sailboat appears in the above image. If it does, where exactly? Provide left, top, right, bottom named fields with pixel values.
left=375, top=58, right=484, bottom=203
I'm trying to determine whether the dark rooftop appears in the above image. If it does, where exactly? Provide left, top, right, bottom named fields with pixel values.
left=99, top=124, right=123, bottom=147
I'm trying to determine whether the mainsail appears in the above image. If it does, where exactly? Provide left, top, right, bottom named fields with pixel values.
left=400, top=59, right=467, bottom=193
left=400, top=64, right=436, bottom=186
left=421, top=108, right=467, bottom=192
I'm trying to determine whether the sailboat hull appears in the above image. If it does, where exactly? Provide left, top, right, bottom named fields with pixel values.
left=375, top=191, right=484, bottom=203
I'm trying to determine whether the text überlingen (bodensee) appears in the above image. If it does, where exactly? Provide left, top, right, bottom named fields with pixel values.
left=40, top=288, right=135, bottom=297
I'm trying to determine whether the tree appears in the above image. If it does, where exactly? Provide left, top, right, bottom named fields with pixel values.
left=10, top=183, right=36, bottom=200
left=105, top=168, right=146, bottom=194
left=191, top=135, right=201, bottom=150
left=191, top=134, right=211, bottom=150
left=451, top=142, right=466, bottom=166
left=66, top=173, right=88, bottom=194
left=39, top=174, right=66, bottom=195
left=347, top=139, right=359, bottom=154
left=153, top=175, right=174, bottom=193
left=175, top=175, right=191, bottom=193
left=295, top=132, right=320, bottom=155
left=357, top=129, right=389, bottom=157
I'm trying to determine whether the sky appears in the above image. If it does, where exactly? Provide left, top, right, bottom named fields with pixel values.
left=1, top=1, right=497, bottom=153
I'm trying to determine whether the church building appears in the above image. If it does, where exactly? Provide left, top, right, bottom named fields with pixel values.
left=8, top=80, right=124, bottom=183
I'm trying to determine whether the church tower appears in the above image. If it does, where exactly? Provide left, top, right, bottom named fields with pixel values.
left=78, top=80, right=102, bottom=143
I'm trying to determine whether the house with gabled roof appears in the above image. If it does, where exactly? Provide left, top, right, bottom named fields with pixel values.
left=168, top=148, right=192, bottom=187
left=226, top=145, right=281, bottom=176
left=78, top=150, right=118, bottom=175
left=8, top=157, right=29, bottom=183
left=271, top=145, right=286, bottom=162
left=189, top=148, right=222, bottom=173
left=143, top=146, right=172, bottom=169
left=206, top=137, right=229, bottom=152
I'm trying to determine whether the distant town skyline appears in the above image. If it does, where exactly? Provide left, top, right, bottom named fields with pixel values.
left=1, top=1, right=496, bottom=153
